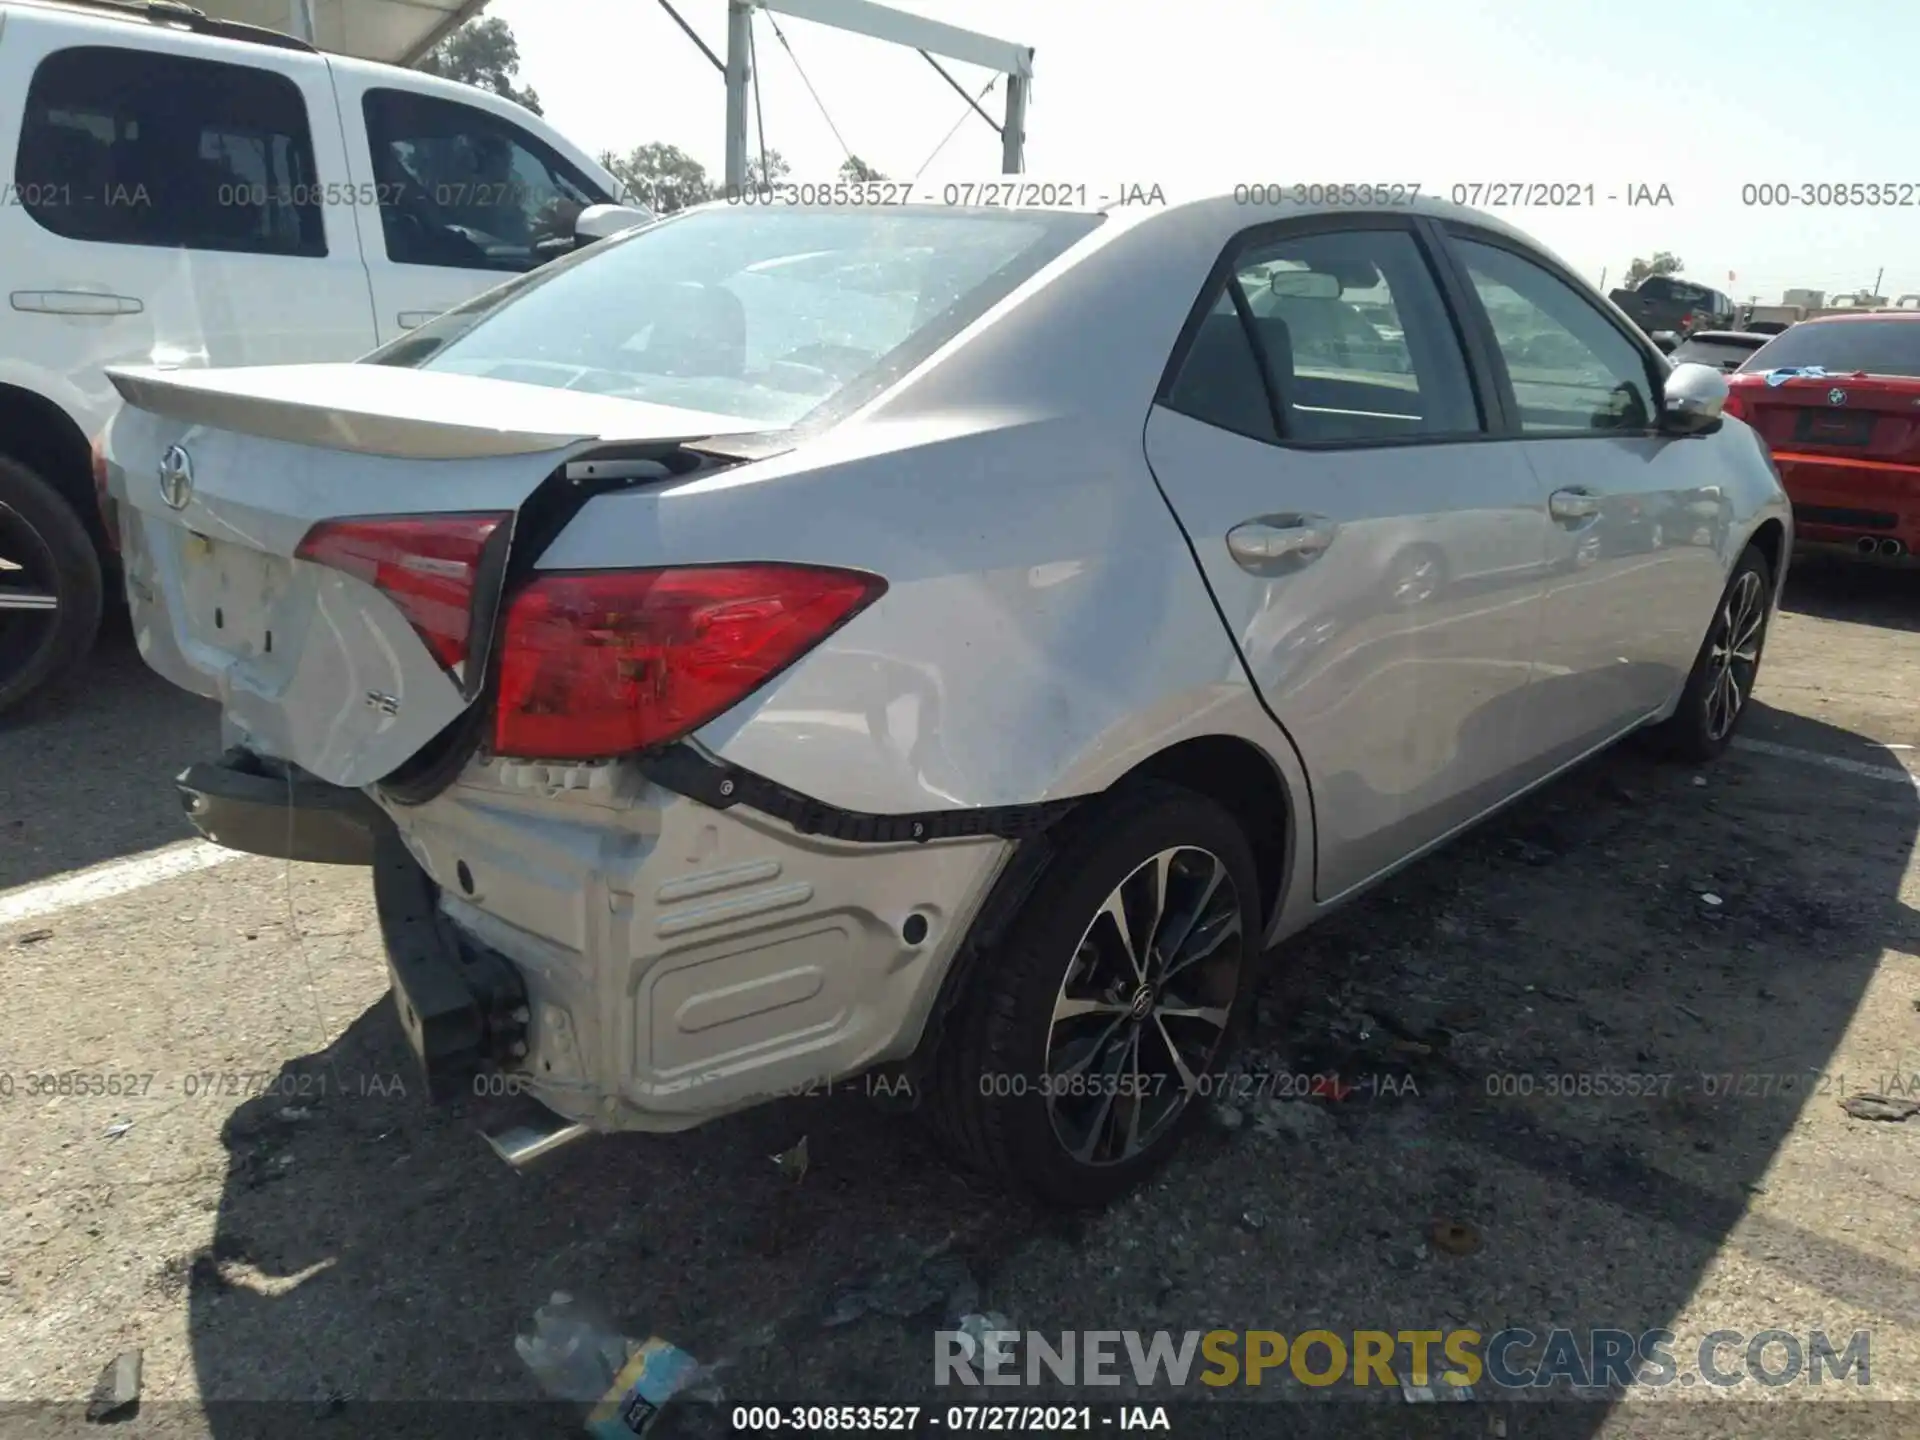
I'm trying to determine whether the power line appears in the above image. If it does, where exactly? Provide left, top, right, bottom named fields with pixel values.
left=912, top=73, right=999, bottom=181
left=763, top=10, right=854, bottom=165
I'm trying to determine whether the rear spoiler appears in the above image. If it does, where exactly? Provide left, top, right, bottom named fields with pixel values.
left=104, top=363, right=768, bottom=461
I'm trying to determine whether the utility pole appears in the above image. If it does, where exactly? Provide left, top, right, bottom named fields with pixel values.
left=1001, top=67, right=1028, bottom=173
left=1874, top=266, right=1885, bottom=298
left=724, top=0, right=753, bottom=195
left=288, top=0, right=315, bottom=41
left=1598, top=266, right=1607, bottom=293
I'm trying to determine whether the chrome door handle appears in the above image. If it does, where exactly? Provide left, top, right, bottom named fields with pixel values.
left=1549, top=488, right=1601, bottom=522
left=397, top=310, right=442, bottom=330
left=1227, top=516, right=1336, bottom=569
left=11, top=290, right=144, bottom=316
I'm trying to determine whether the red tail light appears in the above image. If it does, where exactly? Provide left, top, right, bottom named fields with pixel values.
left=91, top=434, right=120, bottom=553
left=295, top=513, right=507, bottom=671
left=493, top=564, right=886, bottom=760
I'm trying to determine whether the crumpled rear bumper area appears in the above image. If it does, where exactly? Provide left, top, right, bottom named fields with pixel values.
left=370, top=756, right=1012, bottom=1133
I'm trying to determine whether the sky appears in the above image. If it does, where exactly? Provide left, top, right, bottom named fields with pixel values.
left=492, top=0, right=1920, bottom=305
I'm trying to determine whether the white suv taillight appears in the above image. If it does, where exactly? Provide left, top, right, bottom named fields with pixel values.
left=493, top=564, right=886, bottom=760
left=295, top=513, right=508, bottom=672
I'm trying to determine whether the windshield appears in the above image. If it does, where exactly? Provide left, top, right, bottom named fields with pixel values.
left=1737, top=320, right=1920, bottom=378
left=365, top=206, right=1103, bottom=428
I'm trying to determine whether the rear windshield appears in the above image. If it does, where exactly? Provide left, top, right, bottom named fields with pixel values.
left=366, top=205, right=1103, bottom=428
left=1670, top=337, right=1764, bottom=370
left=1738, top=319, right=1920, bottom=379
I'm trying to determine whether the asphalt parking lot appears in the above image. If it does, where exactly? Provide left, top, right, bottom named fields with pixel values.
left=2, top=554, right=1917, bottom=1439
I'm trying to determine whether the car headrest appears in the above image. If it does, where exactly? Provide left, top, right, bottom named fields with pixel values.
left=18, top=124, right=110, bottom=192
left=1170, top=311, right=1287, bottom=439
left=1248, top=313, right=1295, bottom=385
left=646, top=282, right=747, bottom=378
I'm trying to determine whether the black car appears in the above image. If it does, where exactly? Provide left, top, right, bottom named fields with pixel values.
left=1608, top=275, right=1737, bottom=338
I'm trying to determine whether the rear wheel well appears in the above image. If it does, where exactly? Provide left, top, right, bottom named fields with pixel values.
left=1746, top=517, right=1786, bottom=580
left=1121, top=735, right=1292, bottom=931
left=0, top=385, right=103, bottom=554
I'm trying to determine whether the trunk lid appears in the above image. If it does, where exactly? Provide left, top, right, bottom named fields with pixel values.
left=1728, top=371, right=1920, bottom=466
left=103, top=363, right=767, bottom=788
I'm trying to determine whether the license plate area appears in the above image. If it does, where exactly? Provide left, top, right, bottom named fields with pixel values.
left=173, top=530, right=298, bottom=665
left=1794, top=409, right=1876, bottom=447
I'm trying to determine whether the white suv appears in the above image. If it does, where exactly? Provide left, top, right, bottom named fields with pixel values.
left=0, top=0, right=640, bottom=713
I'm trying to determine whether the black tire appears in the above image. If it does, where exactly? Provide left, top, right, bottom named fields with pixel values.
left=925, top=781, right=1261, bottom=1208
left=0, top=456, right=103, bottom=719
left=1642, top=543, right=1773, bottom=763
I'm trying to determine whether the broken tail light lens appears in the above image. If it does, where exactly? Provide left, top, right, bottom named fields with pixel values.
left=493, top=564, right=887, bottom=760
left=295, top=512, right=508, bottom=672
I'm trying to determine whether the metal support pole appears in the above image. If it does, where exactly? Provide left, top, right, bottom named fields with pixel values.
left=289, top=0, right=316, bottom=42
left=1000, top=68, right=1027, bottom=174
left=724, top=1, right=753, bottom=195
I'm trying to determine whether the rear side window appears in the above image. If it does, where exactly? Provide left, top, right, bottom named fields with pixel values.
left=1165, top=226, right=1481, bottom=444
left=1738, top=320, right=1920, bottom=379
left=362, top=89, right=606, bottom=272
left=15, top=46, right=324, bottom=256
left=1456, top=239, right=1657, bottom=434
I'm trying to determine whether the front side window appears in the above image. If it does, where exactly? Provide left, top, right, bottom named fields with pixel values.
left=1165, top=226, right=1480, bottom=444
left=363, top=89, right=606, bottom=272
left=367, top=206, right=1103, bottom=428
left=15, top=45, right=323, bottom=255
left=1456, top=238, right=1657, bottom=434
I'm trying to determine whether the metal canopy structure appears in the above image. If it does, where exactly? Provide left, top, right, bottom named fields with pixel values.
left=709, top=0, right=1031, bottom=188
left=195, top=0, right=1033, bottom=180
left=197, top=0, right=488, bottom=64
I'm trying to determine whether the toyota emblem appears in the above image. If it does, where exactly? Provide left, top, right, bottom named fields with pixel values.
left=1828, top=388, right=1849, bottom=406
left=158, top=445, right=194, bottom=509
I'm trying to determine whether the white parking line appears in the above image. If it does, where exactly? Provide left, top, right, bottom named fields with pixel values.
left=0, top=840, right=241, bottom=928
left=1734, top=736, right=1920, bottom=791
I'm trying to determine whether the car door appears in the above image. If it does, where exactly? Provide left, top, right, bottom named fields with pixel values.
left=1, top=14, right=375, bottom=416
left=1143, top=216, right=1557, bottom=902
left=328, top=76, right=611, bottom=345
left=1439, top=228, right=1728, bottom=771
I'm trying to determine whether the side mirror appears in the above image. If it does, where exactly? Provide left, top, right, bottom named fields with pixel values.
left=575, top=203, right=653, bottom=245
left=1660, top=361, right=1729, bottom=435
left=1650, top=330, right=1679, bottom=354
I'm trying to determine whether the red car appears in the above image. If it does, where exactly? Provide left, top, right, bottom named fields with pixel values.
left=1724, top=312, right=1920, bottom=560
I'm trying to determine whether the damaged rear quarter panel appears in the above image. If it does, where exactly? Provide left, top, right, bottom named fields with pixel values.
left=532, top=199, right=1303, bottom=822
left=537, top=415, right=1271, bottom=817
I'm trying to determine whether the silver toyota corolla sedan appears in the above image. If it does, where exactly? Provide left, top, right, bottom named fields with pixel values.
left=99, top=194, right=1790, bottom=1207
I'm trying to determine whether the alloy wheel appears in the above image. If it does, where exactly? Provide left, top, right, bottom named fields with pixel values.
left=1704, top=569, right=1766, bottom=741
left=1042, top=846, right=1245, bottom=1166
left=0, top=500, right=62, bottom=682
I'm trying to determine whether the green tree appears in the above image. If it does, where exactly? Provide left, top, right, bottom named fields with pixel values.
left=599, top=142, right=713, bottom=214
left=839, top=155, right=886, bottom=182
left=1624, top=252, right=1684, bottom=288
left=744, top=149, right=792, bottom=190
left=416, top=16, right=543, bottom=115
